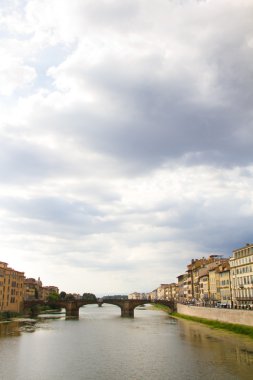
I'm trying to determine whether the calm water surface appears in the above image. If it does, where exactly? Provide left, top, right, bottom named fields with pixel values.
left=0, top=304, right=253, bottom=380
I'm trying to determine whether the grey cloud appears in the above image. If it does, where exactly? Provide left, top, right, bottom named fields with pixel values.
left=0, top=195, right=123, bottom=238
left=15, top=0, right=252, bottom=176
left=79, top=0, right=139, bottom=31
left=45, top=41, right=252, bottom=175
left=153, top=196, right=253, bottom=256
left=3, top=196, right=98, bottom=223
left=0, top=136, right=66, bottom=182
left=1, top=0, right=253, bottom=293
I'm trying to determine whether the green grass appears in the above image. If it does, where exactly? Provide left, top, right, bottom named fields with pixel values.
left=171, top=312, right=253, bottom=339
left=149, top=303, right=172, bottom=313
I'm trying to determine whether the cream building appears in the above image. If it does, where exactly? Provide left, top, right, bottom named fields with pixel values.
left=128, top=292, right=147, bottom=300
left=230, top=243, right=253, bottom=308
left=177, top=273, right=188, bottom=303
left=157, top=284, right=170, bottom=300
left=199, top=270, right=209, bottom=305
left=166, top=283, right=178, bottom=301
left=219, top=265, right=231, bottom=307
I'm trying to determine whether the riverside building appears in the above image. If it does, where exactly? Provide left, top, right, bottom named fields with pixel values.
left=187, top=256, right=229, bottom=304
left=0, top=261, right=25, bottom=313
left=177, top=273, right=188, bottom=303
left=230, top=243, right=253, bottom=308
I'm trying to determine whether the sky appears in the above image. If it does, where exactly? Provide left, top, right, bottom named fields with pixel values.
left=0, top=0, right=252, bottom=295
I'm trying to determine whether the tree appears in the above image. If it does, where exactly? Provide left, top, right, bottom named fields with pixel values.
left=59, top=291, right=66, bottom=299
left=65, top=294, right=75, bottom=301
left=82, top=293, right=96, bottom=301
left=47, top=292, right=60, bottom=303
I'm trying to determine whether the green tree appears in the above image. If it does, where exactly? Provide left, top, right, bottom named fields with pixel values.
left=65, top=294, right=75, bottom=300
left=59, top=291, right=66, bottom=299
left=82, top=293, right=96, bottom=301
left=47, top=292, right=60, bottom=302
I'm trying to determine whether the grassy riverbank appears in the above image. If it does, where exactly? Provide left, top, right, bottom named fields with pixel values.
left=148, top=304, right=172, bottom=313
left=171, top=312, right=253, bottom=339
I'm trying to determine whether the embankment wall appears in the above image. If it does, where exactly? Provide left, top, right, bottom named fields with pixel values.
left=177, top=304, right=253, bottom=327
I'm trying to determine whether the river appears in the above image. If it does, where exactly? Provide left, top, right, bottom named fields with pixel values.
left=0, top=304, right=253, bottom=380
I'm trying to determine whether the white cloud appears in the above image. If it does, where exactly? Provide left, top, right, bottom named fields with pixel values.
left=0, top=0, right=253, bottom=294
left=0, top=51, right=36, bottom=96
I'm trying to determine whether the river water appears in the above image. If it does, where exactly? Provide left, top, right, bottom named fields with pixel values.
left=0, top=304, right=253, bottom=380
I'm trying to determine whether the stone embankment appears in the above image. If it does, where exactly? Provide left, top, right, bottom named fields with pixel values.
left=177, top=304, right=253, bottom=327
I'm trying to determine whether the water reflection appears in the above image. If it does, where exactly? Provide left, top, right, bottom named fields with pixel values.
left=0, top=306, right=253, bottom=380
left=177, top=318, right=253, bottom=378
left=0, top=321, right=20, bottom=338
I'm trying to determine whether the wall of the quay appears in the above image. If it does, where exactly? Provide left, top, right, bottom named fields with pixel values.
left=177, top=304, right=253, bottom=327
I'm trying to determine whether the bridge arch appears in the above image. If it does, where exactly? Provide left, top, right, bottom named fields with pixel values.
left=23, top=299, right=176, bottom=319
left=100, top=299, right=176, bottom=318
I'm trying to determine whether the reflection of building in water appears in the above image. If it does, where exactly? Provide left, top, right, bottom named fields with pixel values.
left=234, top=346, right=253, bottom=367
left=0, top=261, right=25, bottom=313
left=178, top=319, right=253, bottom=373
left=230, top=243, right=253, bottom=308
left=0, top=321, right=21, bottom=337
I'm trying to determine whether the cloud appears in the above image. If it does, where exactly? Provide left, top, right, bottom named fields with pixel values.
left=0, top=0, right=253, bottom=293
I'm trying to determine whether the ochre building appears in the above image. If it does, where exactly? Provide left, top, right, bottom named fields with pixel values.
left=0, top=262, right=25, bottom=313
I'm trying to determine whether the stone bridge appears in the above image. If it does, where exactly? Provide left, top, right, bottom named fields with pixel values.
left=23, top=299, right=176, bottom=319
left=100, top=299, right=176, bottom=317
left=23, top=299, right=96, bottom=318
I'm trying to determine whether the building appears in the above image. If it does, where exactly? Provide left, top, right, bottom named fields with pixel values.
left=146, top=289, right=158, bottom=301
left=187, top=255, right=228, bottom=304
left=230, top=243, right=253, bottom=308
left=41, top=286, right=59, bottom=301
left=0, top=262, right=25, bottom=313
left=128, top=292, right=142, bottom=300
left=219, top=263, right=231, bottom=307
left=199, top=269, right=209, bottom=305
left=128, top=292, right=147, bottom=300
left=209, top=267, right=221, bottom=305
left=165, top=283, right=178, bottom=301
left=24, top=278, right=42, bottom=300
left=157, top=284, right=169, bottom=300
left=177, top=273, right=188, bottom=303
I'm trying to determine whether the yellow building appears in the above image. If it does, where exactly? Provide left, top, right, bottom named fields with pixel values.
left=177, top=273, right=188, bottom=303
left=230, top=243, right=253, bottom=308
left=219, top=265, right=231, bottom=307
left=0, top=261, right=25, bottom=313
left=209, top=267, right=221, bottom=305
left=187, top=256, right=228, bottom=304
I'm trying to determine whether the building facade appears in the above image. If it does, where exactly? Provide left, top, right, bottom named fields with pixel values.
left=230, top=243, right=253, bottom=308
left=177, top=273, right=188, bottom=303
left=219, top=265, right=231, bottom=307
left=0, top=262, right=25, bottom=313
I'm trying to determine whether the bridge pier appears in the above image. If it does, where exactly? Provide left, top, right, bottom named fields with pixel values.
left=65, top=302, right=79, bottom=319
left=121, top=302, right=134, bottom=318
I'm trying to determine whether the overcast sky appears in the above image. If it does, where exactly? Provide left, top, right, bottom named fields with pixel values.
left=0, top=0, right=252, bottom=295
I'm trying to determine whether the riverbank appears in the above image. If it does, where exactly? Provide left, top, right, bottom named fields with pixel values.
left=0, top=311, right=21, bottom=321
left=147, top=303, right=172, bottom=313
left=149, top=303, right=253, bottom=339
left=0, top=307, right=63, bottom=322
left=177, top=303, right=253, bottom=327
left=172, top=312, right=253, bottom=339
